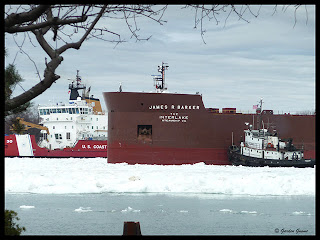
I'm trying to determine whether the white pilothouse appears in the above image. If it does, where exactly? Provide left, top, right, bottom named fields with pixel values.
left=241, top=125, right=303, bottom=161
left=37, top=71, right=108, bottom=150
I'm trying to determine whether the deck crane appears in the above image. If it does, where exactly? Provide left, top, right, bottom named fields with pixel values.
left=10, top=117, right=50, bottom=141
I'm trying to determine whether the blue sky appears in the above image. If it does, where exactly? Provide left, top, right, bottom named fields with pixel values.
left=5, top=5, right=315, bottom=114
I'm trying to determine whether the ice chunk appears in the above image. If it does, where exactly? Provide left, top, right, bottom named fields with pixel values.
left=19, top=205, right=35, bottom=209
left=179, top=210, right=188, bottom=213
left=240, top=210, right=258, bottom=214
left=219, top=209, right=233, bottom=213
left=74, top=207, right=92, bottom=212
left=121, top=206, right=140, bottom=213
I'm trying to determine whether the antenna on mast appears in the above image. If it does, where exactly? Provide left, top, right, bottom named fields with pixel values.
left=152, top=62, right=169, bottom=93
left=256, top=98, right=264, bottom=132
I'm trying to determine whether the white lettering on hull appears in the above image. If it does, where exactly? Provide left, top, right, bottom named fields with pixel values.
left=82, top=144, right=107, bottom=150
left=149, top=104, right=200, bottom=110
left=159, top=112, right=188, bottom=123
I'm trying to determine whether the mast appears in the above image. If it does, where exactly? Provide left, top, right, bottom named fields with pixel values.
left=254, top=98, right=264, bottom=137
left=68, top=70, right=86, bottom=100
left=255, top=98, right=263, bottom=130
left=259, top=98, right=263, bottom=130
left=152, top=62, right=169, bottom=93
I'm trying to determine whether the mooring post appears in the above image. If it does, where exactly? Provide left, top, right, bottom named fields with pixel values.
left=123, top=221, right=141, bottom=235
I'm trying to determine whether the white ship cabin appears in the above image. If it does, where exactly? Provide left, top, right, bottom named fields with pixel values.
left=38, top=97, right=108, bottom=150
left=240, top=128, right=303, bottom=161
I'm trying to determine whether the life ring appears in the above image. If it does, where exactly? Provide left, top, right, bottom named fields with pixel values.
left=267, top=143, right=274, bottom=148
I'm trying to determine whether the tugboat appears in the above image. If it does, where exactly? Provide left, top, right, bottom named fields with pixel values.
left=228, top=99, right=315, bottom=168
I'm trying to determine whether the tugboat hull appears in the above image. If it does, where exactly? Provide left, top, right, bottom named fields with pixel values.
left=228, top=146, right=315, bottom=168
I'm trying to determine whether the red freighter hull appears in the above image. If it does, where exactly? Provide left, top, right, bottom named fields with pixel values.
left=103, top=92, right=315, bottom=165
left=5, top=134, right=107, bottom=158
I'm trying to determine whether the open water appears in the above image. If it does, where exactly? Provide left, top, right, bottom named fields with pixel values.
left=5, top=193, right=315, bottom=235
left=5, top=158, right=315, bottom=235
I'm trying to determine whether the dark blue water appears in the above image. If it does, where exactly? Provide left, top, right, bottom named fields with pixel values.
left=5, top=193, right=315, bottom=235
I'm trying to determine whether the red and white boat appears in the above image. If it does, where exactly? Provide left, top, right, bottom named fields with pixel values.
left=5, top=71, right=108, bottom=158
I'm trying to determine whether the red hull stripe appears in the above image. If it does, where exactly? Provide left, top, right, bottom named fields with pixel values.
left=4, top=135, right=19, bottom=156
left=107, top=142, right=316, bottom=165
left=107, top=144, right=230, bottom=165
left=5, top=135, right=107, bottom=158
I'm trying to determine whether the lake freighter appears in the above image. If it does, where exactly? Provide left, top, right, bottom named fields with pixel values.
left=103, top=62, right=315, bottom=165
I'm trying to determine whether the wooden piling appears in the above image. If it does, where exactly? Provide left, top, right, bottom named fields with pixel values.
left=123, top=221, right=141, bottom=235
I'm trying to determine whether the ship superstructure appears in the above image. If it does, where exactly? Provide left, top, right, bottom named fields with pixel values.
left=38, top=71, right=107, bottom=150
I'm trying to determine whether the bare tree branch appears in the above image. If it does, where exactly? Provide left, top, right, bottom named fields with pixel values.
left=6, top=15, right=88, bottom=33
left=5, top=56, right=63, bottom=112
left=12, top=34, right=41, bottom=81
left=5, top=5, right=50, bottom=28
left=31, top=28, right=56, bottom=59
left=56, top=5, right=106, bottom=54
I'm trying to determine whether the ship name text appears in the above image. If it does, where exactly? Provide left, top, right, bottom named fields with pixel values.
left=149, top=104, right=200, bottom=110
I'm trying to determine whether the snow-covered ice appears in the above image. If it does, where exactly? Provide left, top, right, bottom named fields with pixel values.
left=5, top=157, right=315, bottom=196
